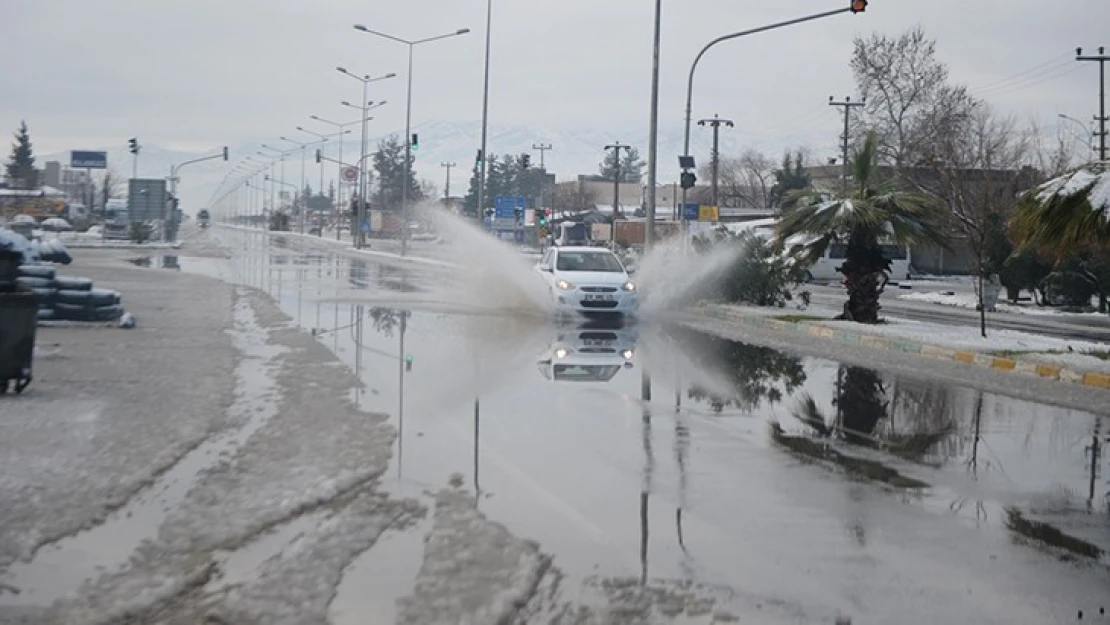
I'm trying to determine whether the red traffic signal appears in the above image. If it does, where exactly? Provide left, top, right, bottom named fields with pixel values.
left=850, top=0, right=867, bottom=12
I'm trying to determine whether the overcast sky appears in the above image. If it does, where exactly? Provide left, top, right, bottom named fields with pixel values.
left=4, top=0, right=1109, bottom=168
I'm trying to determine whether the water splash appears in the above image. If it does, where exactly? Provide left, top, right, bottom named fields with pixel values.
left=634, top=235, right=744, bottom=316
left=417, top=202, right=551, bottom=318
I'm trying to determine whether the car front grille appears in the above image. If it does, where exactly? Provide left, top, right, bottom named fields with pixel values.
left=581, top=286, right=618, bottom=293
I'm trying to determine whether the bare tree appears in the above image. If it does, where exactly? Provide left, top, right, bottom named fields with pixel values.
left=924, top=105, right=1037, bottom=336
left=851, top=26, right=976, bottom=167
left=551, top=183, right=597, bottom=216
left=708, top=149, right=775, bottom=208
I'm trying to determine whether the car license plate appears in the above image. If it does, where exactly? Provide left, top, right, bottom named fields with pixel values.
left=585, top=294, right=612, bottom=301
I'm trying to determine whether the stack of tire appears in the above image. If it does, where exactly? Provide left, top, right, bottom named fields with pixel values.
left=15, top=263, right=124, bottom=322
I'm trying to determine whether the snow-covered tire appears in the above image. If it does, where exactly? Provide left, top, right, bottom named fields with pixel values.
left=30, top=287, right=57, bottom=306
left=55, top=289, right=120, bottom=307
left=53, top=276, right=93, bottom=291
left=15, top=276, right=53, bottom=290
left=17, top=264, right=56, bottom=280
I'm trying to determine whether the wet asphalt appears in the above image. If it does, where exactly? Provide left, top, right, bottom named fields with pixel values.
left=182, top=228, right=1108, bottom=623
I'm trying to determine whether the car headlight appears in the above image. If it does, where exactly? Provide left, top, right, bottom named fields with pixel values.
left=554, top=347, right=570, bottom=359
left=621, top=281, right=636, bottom=292
left=556, top=279, right=575, bottom=290
left=621, top=349, right=634, bottom=360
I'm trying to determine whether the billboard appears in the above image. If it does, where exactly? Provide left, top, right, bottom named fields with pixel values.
left=127, top=178, right=169, bottom=221
left=71, top=150, right=108, bottom=169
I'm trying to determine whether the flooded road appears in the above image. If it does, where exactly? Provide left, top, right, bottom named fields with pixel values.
left=150, top=228, right=1110, bottom=621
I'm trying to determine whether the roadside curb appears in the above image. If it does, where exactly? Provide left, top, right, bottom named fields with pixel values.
left=693, top=302, right=1110, bottom=391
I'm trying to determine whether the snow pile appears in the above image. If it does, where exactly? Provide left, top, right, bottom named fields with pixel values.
left=1035, top=168, right=1098, bottom=202
left=828, top=315, right=1110, bottom=373
left=898, top=290, right=1101, bottom=317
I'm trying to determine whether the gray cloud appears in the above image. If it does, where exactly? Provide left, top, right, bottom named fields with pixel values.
left=3, top=0, right=1108, bottom=207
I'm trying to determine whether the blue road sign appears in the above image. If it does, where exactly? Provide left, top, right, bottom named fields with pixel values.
left=683, top=203, right=699, bottom=220
left=494, top=195, right=526, bottom=219
left=361, top=219, right=370, bottom=233
left=71, top=150, right=107, bottom=169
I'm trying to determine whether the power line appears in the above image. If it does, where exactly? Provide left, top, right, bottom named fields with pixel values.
left=829, top=95, right=865, bottom=193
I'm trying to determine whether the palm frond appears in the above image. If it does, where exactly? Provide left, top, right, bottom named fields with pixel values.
left=1014, top=166, right=1110, bottom=250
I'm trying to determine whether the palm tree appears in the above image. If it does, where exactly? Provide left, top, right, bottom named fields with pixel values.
left=775, top=132, right=948, bottom=323
left=1012, top=165, right=1110, bottom=250
left=1012, top=165, right=1110, bottom=312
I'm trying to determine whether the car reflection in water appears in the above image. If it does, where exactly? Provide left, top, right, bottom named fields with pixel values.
left=536, top=324, right=637, bottom=384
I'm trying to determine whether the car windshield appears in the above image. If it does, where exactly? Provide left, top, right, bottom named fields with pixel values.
left=555, top=251, right=624, bottom=272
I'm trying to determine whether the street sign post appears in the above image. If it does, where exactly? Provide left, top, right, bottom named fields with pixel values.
left=683, top=203, right=699, bottom=221
left=342, top=167, right=359, bottom=183
left=699, top=205, right=719, bottom=222
left=127, top=178, right=169, bottom=222
left=70, top=151, right=107, bottom=169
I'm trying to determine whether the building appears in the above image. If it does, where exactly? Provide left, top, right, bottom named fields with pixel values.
left=40, top=161, right=95, bottom=210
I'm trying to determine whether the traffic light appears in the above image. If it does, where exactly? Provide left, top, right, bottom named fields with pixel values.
left=411, top=133, right=419, bottom=150
left=522, top=154, right=531, bottom=169
left=476, top=149, right=483, bottom=165
left=315, top=149, right=321, bottom=164
left=849, top=0, right=867, bottom=12
left=222, top=146, right=229, bottom=161
left=538, top=208, right=548, bottom=226
left=680, top=171, right=697, bottom=189
left=128, top=138, right=140, bottom=155
left=404, top=354, right=413, bottom=372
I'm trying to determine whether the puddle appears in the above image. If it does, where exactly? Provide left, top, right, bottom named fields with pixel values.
left=128, top=255, right=182, bottom=270
left=0, top=294, right=285, bottom=606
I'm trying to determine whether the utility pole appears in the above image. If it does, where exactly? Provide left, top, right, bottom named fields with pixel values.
left=1077, top=46, right=1109, bottom=163
left=531, top=143, right=552, bottom=169
left=440, top=162, right=455, bottom=200
left=696, top=114, right=734, bottom=207
left=604, top=142, right=632, bottom=220
left=829, top=95, right=865, bottom=192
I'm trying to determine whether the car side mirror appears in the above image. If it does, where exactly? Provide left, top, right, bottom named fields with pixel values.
left=626, top=266, right=636, bottom=275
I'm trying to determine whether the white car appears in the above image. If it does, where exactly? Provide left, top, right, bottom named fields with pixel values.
left=536, top=327, right=637, bottom=383
left=535, top=246, right=638, bottom=316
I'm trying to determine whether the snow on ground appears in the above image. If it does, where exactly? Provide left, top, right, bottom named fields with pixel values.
left=44, top=290, right=400, bottom=624
left=898, top=290, right=1104, bottom=317
left=826, top=315, right=1110, bottom=373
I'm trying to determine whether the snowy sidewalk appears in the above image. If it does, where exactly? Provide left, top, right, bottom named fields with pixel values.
left=692, top=302, right=1110, bottom=390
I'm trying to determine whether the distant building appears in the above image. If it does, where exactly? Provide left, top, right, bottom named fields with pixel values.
left=40, top=161, right=95, bottom=210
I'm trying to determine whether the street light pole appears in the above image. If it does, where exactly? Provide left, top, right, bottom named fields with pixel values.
left=645, top=0, right=662, bottom=249
left=281, top=136, right=314, bottom=234
left=678, top=6, right=861, bottom=228
left=338, top=69, right=395, bottom=248
left=477, top=0, right=494, bottom=229
left=354, top=24, right=470, bottom=256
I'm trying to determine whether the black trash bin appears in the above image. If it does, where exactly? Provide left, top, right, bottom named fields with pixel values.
left=0, top=250, right=37, bottom=392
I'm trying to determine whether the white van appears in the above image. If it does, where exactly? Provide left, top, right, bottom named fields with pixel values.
left=805, top=241, right=912, bottom=283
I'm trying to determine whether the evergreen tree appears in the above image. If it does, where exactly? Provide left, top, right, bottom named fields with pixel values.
left=598, top=146, right=644, bottom=183
left=372, top=135, right=422, bottom=210
left=5, top=120, right=38, bottom=189
left=769, top=150, right=811, bottom=210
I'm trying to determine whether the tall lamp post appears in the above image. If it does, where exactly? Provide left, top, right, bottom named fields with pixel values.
left=677, top=3, right=867, bottom=234
left=280, top=136, right=320, bottom=234
left=311, top=109, right=383, bottom=239
left=337, top=68, right=396, bottom=247
left=353, top=23, right=471, bottom=257
left=297, top=126, right=351, bottom=234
